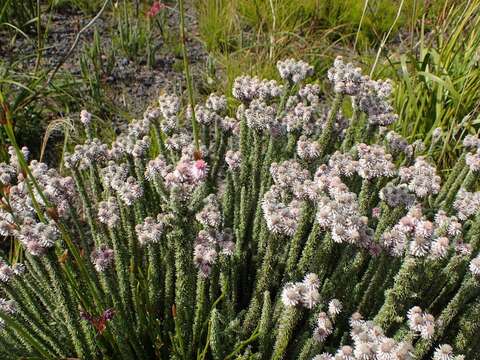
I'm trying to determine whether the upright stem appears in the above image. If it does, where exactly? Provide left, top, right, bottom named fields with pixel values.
left=317, top=94, right=343, bottom=157
left=178, top=0, right=200, bottom=151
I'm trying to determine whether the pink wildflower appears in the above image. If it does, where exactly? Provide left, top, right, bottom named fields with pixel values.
left=191, top=159, right=209, bottom=181
left=147, top=1, right=164, bottom=18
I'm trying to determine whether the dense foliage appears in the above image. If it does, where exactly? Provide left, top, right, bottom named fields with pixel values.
left=0, top=58, right=479, bottom=359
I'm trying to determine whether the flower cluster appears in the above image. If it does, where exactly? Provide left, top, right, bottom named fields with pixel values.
left=261, top=160, right=314, bottom=236
left=469, top=254, right=480, bottom=278
left=355, top=143, right=396, bottom=179
left=281, top=273, right=320, bottom=309
left=356, top=77, right=398, bottom=126
left=399, top=157, right=442, bottom=197
left=29, top=161, right=76, bottom=218
left=327, top=56, right=363, bottom=95
left=315, top=174, right=373, bottom=249
left=385, top=130, right=409, bottom=156
left=0, top=162, right=17, bottom=185
left=433, top=345, right=464, bottom=360
left=15, top=218, right=59, bottom=256
left=314, top=311, right=463, bottom=360
left=64, top=139, right=109, bottom=170
left=80, top=110, right=92, bottom=126
left=262, top=185, right=303, bottom=236
left=453, top=188, right=480, bottom=220
left=379, top=183, right=416, bottom=208
left=463, top=134, right=480, bottom=150
left=465, top=150, right=480, bottom=172
left=0, top=261, right=24, bottom=283
left=196, top=194, right=222, bottom=229
left=97, top=197, right=120, bottom=228
left=193, top=229, right=234, bottom=277
left=193, top=195, right=235, bottom=277
left=328, top=151, right=357, bottom=177
left=327, top=299, right=343, bottom=319
left=144, top=152, right=209, bottom=200
left=313, top=312, right=334, bottom=342
left=91, top=245, right=115, bottom=272
left=244, top=99, right=277, bottom=132
left=277, top=58, right=314, bottom=84
left=233, top=76, right=283, bottom=103
left=314, top=311, right=418, bottom=360
left=135, top=215, right=165, bottom=246
left=297, top=136, right=321, bottom=160
left=158, top=94, right=180, bottom=120
left=381, top=206, right=462, bottom=258
left=225, top=150, right=241, bottom=171
left=407, top=306, right=435, bottom=340
left=0, top=298, right=17, bottom=315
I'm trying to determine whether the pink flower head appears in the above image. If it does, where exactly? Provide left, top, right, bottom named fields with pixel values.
left=147, top=1, right=164, bottom=18
left=368, top=243, right=382, bottom=257
left=27, top=241, right=46, bottom=256
left=191, top=159, right=209, bottom=181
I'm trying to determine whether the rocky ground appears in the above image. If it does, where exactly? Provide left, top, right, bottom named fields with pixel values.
left=1, top=2, right=207, bottom=122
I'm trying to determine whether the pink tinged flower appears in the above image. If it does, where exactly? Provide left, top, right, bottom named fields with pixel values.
left=415, top=220, right=433, bottom=238
left=328, top=299, right=342, bottom=318
left=421, top=321, right=435, bottom=340
left=191, top=159, right=209, bottom=181
left=354, top=342, right=374, bottom=360
left=409, top=237, right=430, bottom=257
left=430, top=237, right=449, bottom=259
left=0, top=298, right=17, bottom=314
left=433, top=344, right=455, bottom=360
left=281, top=283, right=301, bottom=307
left=335, top=346, right=355, bottom=360
left=80, top=110, right=92, bottom=126
left=408, top=313, right=425, bottom=332
left=147, top=1, right=165, bottom=18
left=377, top=338, right=397, bottom=360
left=469, top=255, right=480, bottom=277
left=447, top=221, right=462, bottom=237
left=349, top=312, right=364, bottom=328
left=0, top=262, right=14, bottom=283
left=91, top=245, right=115, bottom=272
left=302, top=273, right=320, bottom=290
left=368, top=243, right=382, bottom=257
left=27, top=241, right=47, bottom=256
left=301, top=288, right=320, bottom=309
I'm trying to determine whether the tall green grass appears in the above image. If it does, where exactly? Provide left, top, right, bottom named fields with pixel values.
left=386, top=0, right=480, bottom=171
left=194, top=0, right=434, bottom=95
left=195, top=0, right=480, bottom=172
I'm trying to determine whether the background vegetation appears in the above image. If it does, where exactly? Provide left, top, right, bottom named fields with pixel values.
left=1, top=0, right=480, bottom=246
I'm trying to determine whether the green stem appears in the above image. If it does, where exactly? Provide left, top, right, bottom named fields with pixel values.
left=271, top=306, right=303, bottom=360
left=178, top=0, right=200, bottom=151
left=318, top=94, right=343, bottom=157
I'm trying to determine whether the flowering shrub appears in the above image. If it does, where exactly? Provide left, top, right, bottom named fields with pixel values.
left=0, top=57, right=479, bottom=359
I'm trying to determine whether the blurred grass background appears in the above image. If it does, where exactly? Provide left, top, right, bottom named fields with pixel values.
left=1, top=0, right=480, bottom=171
